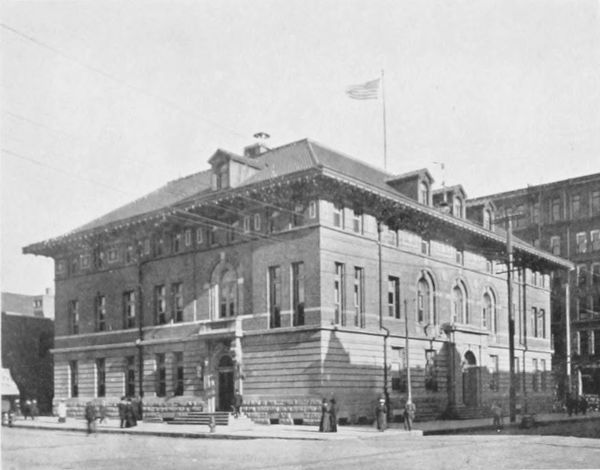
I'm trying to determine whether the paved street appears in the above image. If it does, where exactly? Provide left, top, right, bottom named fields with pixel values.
left=3, top=426, right=600, bottom=470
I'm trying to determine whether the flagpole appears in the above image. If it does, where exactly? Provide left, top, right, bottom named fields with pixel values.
left=381, top=69, right=388, bottom=170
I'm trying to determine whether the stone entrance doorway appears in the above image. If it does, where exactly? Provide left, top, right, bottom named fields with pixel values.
left=217, top=355, right=234, bottom=412
left=462, top=351, right=479, bottom=407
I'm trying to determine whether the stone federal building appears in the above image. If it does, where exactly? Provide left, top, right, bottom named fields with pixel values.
left=24, top=139, right=572, bottom=423
left=472, top=173, right=600, bottom=398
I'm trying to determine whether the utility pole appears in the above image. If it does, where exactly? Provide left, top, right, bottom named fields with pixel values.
left=565, top=276, right=572, bottom=395
left=506, top=214, right=517, bottom=423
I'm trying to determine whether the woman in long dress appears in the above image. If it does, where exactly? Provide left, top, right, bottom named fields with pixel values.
left=319, top=398, right=331, bottom=432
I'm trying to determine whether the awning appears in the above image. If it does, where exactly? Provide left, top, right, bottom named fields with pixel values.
left=2, top=368, right=19, bottom=396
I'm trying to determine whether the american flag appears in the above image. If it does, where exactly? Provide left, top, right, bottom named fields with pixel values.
left=345, top=78, right=380, bottom=100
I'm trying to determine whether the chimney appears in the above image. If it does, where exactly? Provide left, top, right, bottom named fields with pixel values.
left=244, top=132, right=270, bottom=158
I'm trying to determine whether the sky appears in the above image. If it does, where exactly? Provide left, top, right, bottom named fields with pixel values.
left=1, top=0, right=599, bottom=295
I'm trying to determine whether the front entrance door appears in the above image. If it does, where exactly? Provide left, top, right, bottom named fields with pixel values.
left=462, top=351, right=479, bottom=407
left=217, top=355, right=234, bottom=412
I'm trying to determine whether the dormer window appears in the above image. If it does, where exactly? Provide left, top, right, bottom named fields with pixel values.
left=419, top=181, right=430, bottom=205
left=453, top=196, right=463, bottom=218
left=483, top=209, right=493, bottom=230
left=216, top=164, right=229, bottom=190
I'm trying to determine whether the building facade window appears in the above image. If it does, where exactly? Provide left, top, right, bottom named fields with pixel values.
left=218, top=270, right=237, bottom=318
left=539, top=309, right=546, bottom=338
left=576, top=232, right=587, bottom=254
left=425, top=350, right=438, bottom=391
left=391, top=347, right=407, bottom=392
left=125, top=245, right=134, bottom=263
left=268, top=266, right=281, bottom=328
left=455, top=249, right=464, bottom=265
left=69, top=300, right=79, bottom=335
left=388, top=276, right=400, bottom=319
left=81, top=254, right=91, bottom=269
left=594, top=330, right=600, bottom=356
left=551, top=197, right=561, bottom=222
left=292, top=204, right=304, bottom=228
left=292, top=262, right=305, bottom=327
left=531, top=307, right=538, bottom=338
left=489, top=355, right=499, bottom=391
left=172, top=233, right=182, bottom=253
left=155, top=285, right=167, bottom=325
left=107, top=248, right=119, bottom=263
left=154, top=237, right=164, bottom=257
left=419, top=181, right=429, bottom=205
left=172, top=282, right=183, bottom=323
left=334, top=263, right=346, bottom=326
left=591, top=230, right=600, bottom=251
left=352, top=211, right=363, bottom=234
left=452, top=282, right=468, bottom=323
left=96, top=358, right=106, bottom=397
left=571, top=194, right=581, bottom=218
left=580, top=331, right=589, bottom=357
left=70, top=360, right=78, bottom=398
left=483, top=209, right=493, bottom=229
left=253, top=214, right=261, bottom=231
left=95, top=294, right=106, bottom=332
left=421, top=239, right=430, bottom=256
left=184, top=229, right=192, bottom=247
left=417, top=273, right=436, bottom=324
left=173, top=352, right=184, bottom=396
left=309, top=201, right=317, bottom=219
left=592, top=190, right=600, bottom=215
left=578, top=264, right=588, bottom=289
left=333, top=203, right=344, bottom=228
left=482, top=291, right=495, bottom=331
left=196, top=228, right=204, bottom=244
left=243, top=216, right=250, bottom=233
left=550, top=236, right=561, bottom=255
left=126, top=356, right=136, bottom=397
left=353, top=267, right=365, bottom=327
left=123, top=291, right=136, bottom=329
left=453, top=197, right=463, bottom=218
left=531, top=202, right=540, bottom=224
left=156, top=354, right=166, bottom=397
left=209, top=227, right=217, bottom=245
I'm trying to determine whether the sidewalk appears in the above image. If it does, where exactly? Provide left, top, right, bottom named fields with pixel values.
left=7, top=411, right=599, bottom=440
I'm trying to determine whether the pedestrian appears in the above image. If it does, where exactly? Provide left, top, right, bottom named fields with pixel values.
left=125, top=398, right=136, bottom=428
left=22, top=400, right=32, bottom=420
left=57, top=400, right=67, bottom=423
left=118, top=396, right=127, bottom=428
left=84, top=401, right=97, bottom=435
left=319, top=398, right=331, bottom=432
left=98, top=400, right=107, bottom=424
left=579, top=395, right=588, bottom=415
left=329, top=398, right=338, bottom=432
left=491, top=401, right=503, bottom=432
left=30, top=399, right=39, bottom=420
left=232, top=392, right=243, bottom=418
left=133, top=395, right=143, bottom=422
left=375, top=396, right=387, bottom=432
left=403, top=399, right=416, bottom=431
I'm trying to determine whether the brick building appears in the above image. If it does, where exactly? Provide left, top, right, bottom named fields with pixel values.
left=1, top=291, right=54, bottom=413
left=471, top=173, right=600, bottom=398
left=24, top=139, right=572, bottom=422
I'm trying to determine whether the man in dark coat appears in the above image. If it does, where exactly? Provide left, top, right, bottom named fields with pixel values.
left=319, top=398, right=331, bottom=432
left=329, top=398, right=338, bottom=432
left=117, top=397, right=127, bottom=428
left=84, top=402, right=97, bottom=435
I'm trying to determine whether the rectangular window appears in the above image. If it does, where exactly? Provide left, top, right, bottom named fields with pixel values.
left=531, top=202, right=540, bottom=224
left=172, top=282, right=183, bottom=323
left=95, top=295, right=106, bottom=332
left=352, top=211, right=363, bottom=234
left=489, top=355, right=499, bottom=391
left=455, top=249, right=464, bottom=265
left=550, top=236, right=561, bottom=255
left=354, top=267, right=365, bottom=327
left=592, top=190, right=600, bottom=215
left=173, top=352, right=184, bottom=396
left=155, top=285, right=167, bottom=325
left=156, top=354, right=166, bottom=397
left=243, top=216, right=250, bottom=233
left=292, top=205, right=304, bottom=227
left=107, top=248, right=119, bottom=263
left=391, top=347, right=406, bottom=392
left=227, top=224, right=235, bottom=243
left=70, top=360, right=78, bottom=398
left=94, top=249, right=105, bottom=269
left=421, top=239, right=430, bottom=256
left=292, top=262, right=305, bottom=327
left=125, top=245, right=134, bottom=263
left=81, top=254, right=91, bottom=269
left=531, top=307, right=538, bottom=338
left=184, top=229, right=192, bottom=247
left=96, top=358, right=106, bottom=397
left=172, top=233, right=181, bottom=253
left=333, top=203, right=344, bottom=228
left=142, top=239, right=151, bottom=256
left=591, top=230, right=600, bottom=251
left=126, top=356, right=136, bottom=397
left=580, top=331, right=589, bottom=356
left=69, top=300, right=79, bottom=335
left=309, top=201, right=317, bottom=219
left=551, top=197, right=561, bottom=222
left=123, top=291, right=136, bottom=329
left=268, top=266, right=281, bottom=328
left=209, top=227, right=216, bottom=245
left=70, top=257, right=79, bottom=275
left=576, top=232, right=587, bottom=254
left=538, top=309, right=546, bottom=339
left=541, top=359, right=547, bottom=391
left=388, top=276, right=400, bottom=319
left=196, top=228, right=204, bottom=244
left=253, top=214, right=261, bottom=231
left=334, top=263, right=346, bottom=326
left=387, top=228, right=398, bottom=246
left=571, top=194, right=581, bottom=218
left=532, top=358, right=539, bottom=392
left=154, top=237, right=164, bottom=257
left=425, top=350, right=437, bottom=391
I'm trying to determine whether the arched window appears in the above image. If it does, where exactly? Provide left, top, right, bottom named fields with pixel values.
left=482, top=289, right=496, bottom=332
left=417, top=273, right=436, bottom=324
left=219, top=270, right=237, bottom=318
left=452, top=281, right=468, bottom=323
